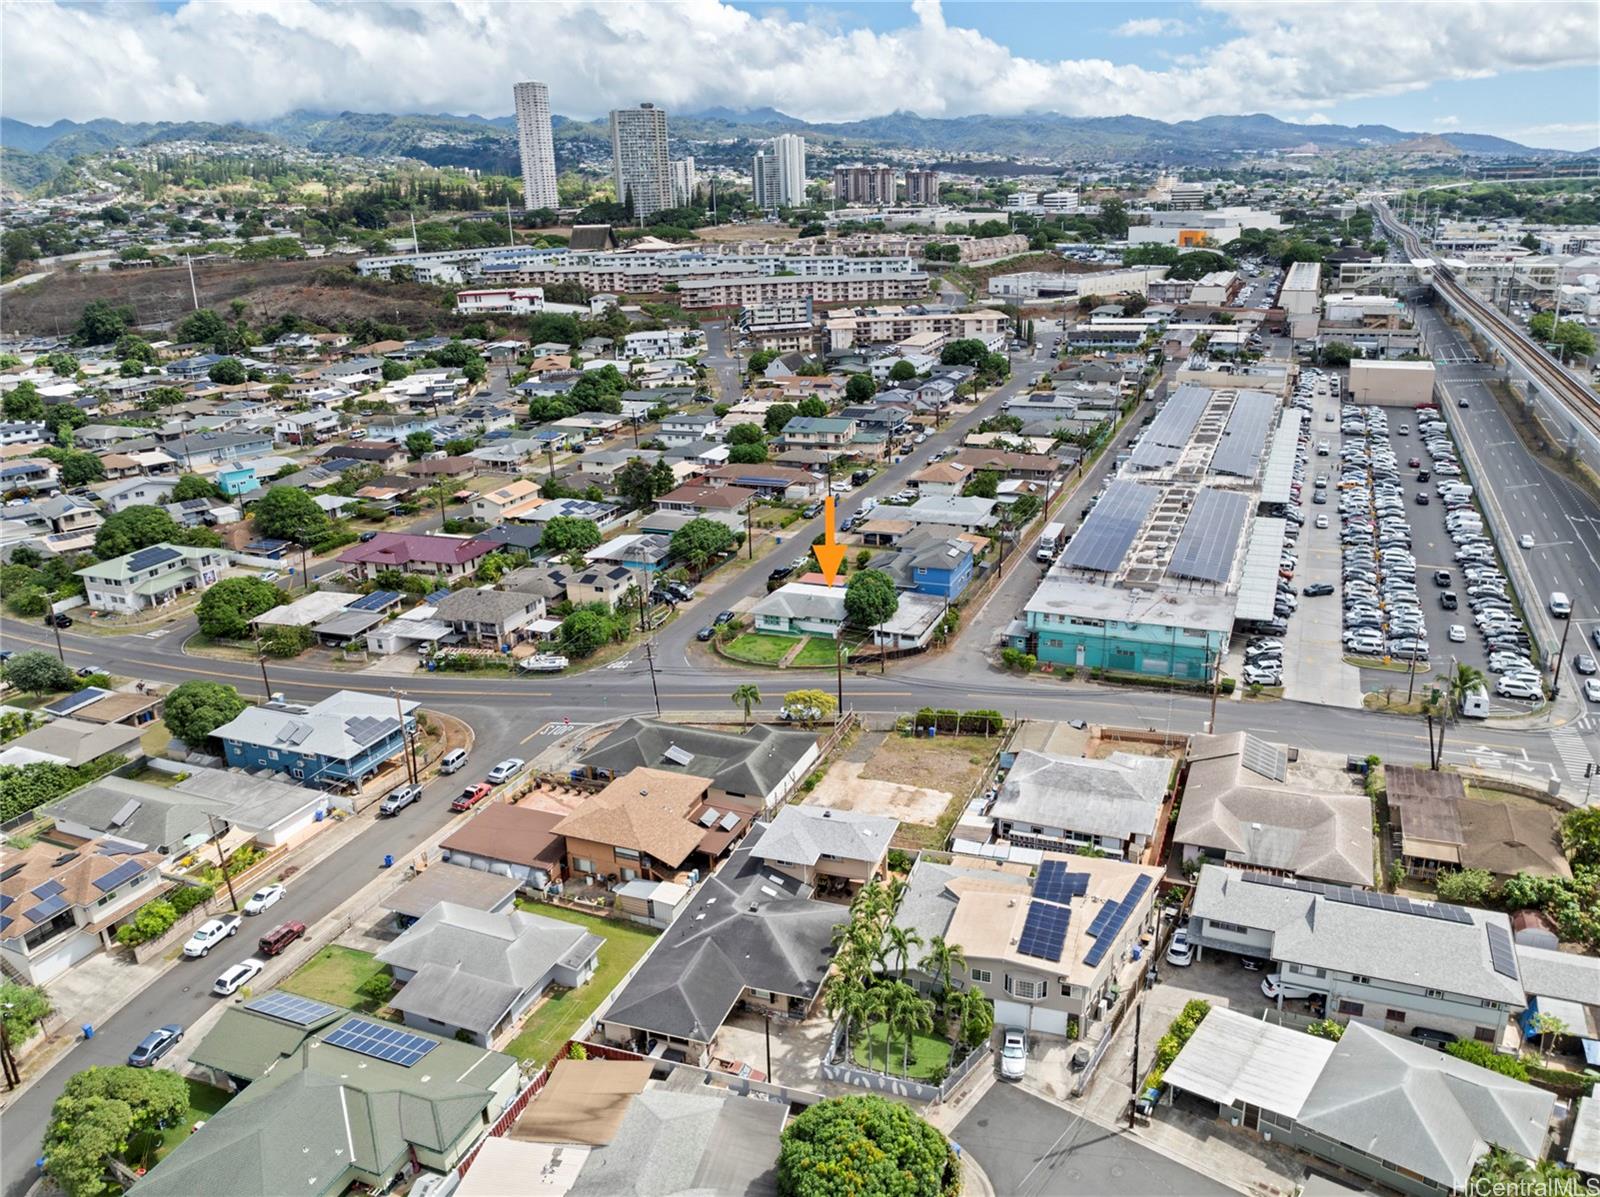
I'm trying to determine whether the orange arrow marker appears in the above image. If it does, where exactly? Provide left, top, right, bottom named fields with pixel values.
left=813, top=494, right=846, bottom=586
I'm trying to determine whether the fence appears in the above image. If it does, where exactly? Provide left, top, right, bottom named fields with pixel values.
left=1071, top=918, right=1173, bottom=1097
left=819, top=1018, right=992, bottom=1104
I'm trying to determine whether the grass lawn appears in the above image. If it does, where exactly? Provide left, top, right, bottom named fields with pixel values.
left=128, top=1078, right=231, bottom=1168
left=724, top=633, right=799, bottom=665
left=281, top=945, right=391, bottom=1013
left=505, top=903, right=657, bottom=1067
left=850, top=1022, right=953, bottom=1081
left=791, top=637, right=846, bottom=667
left=139, top=721, right=173, bottom=759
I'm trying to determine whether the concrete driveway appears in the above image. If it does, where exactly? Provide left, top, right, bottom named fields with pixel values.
left=954, top=1083, right=1240, bottom=1197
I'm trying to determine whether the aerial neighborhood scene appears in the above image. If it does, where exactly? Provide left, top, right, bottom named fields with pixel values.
left=3, top=2, right=1600, bottom=1195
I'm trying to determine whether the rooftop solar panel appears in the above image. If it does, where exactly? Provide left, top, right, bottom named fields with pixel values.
left=1239, top=735, right=1288, bottom=783
left=324, top=1017, right=437, bottom=1067
left=1167, top=489, right=1249, bottom=583
left=30, top=879, right=64, bottom=900
left=1485, top=923, right=1518, bottom=980
left=92, top=860, right=146, bottom=893
left=245, top=991, right=340, bottom=1026
left=109, top=798, right=143, bottom=829
left=0, top=893, right=11, bottom=912
left=1017, top=901, right=1071, bottom=962
left=347, top=716, right=399, bottom=748
left=44, top=687, right=109, bottom=716
left=126, top=545, right=182, bottom=573
left=0, top=915, right=11, bottom=935
left=23, top=894, right=68, bottom=924
left=1031, top=860, right=1091, bottom=904
left=350, top=590, right=403, bottom=611
left=1059, top=480, right=1157, bottom=573
left=1128, top=386, right=1210, bottom=469
left=1210, top=390, right=1277, bottom=478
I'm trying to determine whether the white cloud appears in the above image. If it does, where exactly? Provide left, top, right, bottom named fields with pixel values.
left=1302, top=113, right=1333, bottom=126
left=1114, top=17, right=1192, bottom=37
left=1, top=0, right=1595, bottom=138
left=1436, top=114, right=1462, bottom=127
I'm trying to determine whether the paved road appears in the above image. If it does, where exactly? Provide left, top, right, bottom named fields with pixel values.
left=954, top=1083, right=1239, bottom=1197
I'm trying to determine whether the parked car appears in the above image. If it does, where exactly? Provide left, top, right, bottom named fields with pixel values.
left=379, top=784, right=422, bottom=816
left=258, top=921, right=306, bottom=957
left=183, top=915, right=241, bottom=958
left=713, top=610, right=736, bottom=625
left=1302, top=582, right=1335, bottom=597
left=1000, top=1028, right=1028, bottom=1080
left=452, top=782, right=492, bottom=812
left=696, top=626, right=716, bottom=642
left=440, top=748, right=468, bottom=774
left=801, top=501, right=824, bottom=519
left=1410, top=1026, right=1457, bottom=1051
left=243, top=884, right=285, bottom=915
left=128, top=1024, right=183, bottom=1067
left=486, top=758, right=525, bottom=785
left=1260, top=974, right=1319, bottom=1002
left=213, top=959, right=264, bottom=997
left=43, top=612, right=72, bottom=628
left=1165, top=929, right=1194, bottom=967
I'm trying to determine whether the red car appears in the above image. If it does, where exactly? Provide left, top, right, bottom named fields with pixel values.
left=1408, top=456, right=1422, bottom=468
left=451, top=782, right=492, bottom=812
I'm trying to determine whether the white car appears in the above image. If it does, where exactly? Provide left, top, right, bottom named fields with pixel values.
left=1314, top=514, right=1329, bottom=529
left=1496, top=678, right=1542, bottom=700
left=1165, top=929, right=1194, bottom=967
left=486, top=758, right=525, bottom=785
left=1000, top=1028, right=1027, bottom=1080
left=1583, top=677, right=1600, bottom=704
left=244, top=884, right=285, bottom=915
left=1518, top=533, right=1535, bottom=549
left=183, top=915, right=241, bottom=958
left=1447, top=624, right=1467, bottom=643
left=1260, top=974, right=1319, bottom=1002
left=213, top=958, right=264, bottom=996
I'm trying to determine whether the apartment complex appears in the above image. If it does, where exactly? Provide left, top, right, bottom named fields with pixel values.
left=825, top=305, right=1008, bottom=352
left=832, top=164, right=897, bottom=205
left=670, top=156, right=696, bottom=207
left=752, top=133, right=806, bottom=209
left=904, top=168, right=939, bottom=205
left=512, top=80, right=558, bottom=210
left=609, top=103, right=672, bottom=218
left=678, top=270, right=929, bottom=310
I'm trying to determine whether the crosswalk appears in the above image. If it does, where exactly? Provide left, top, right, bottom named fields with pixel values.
left=1550, top=727, right=1595, bottom=779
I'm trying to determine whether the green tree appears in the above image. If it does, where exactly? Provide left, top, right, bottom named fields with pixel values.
left=6, top=585, right=49, bottom=618
left=728, top=441, right=768, bottom=464
left=196, top=577, right=284, bottom=640
left=1320, top=341, right=1356, bottom=367
left=764, top=403, right=800, bottom=436
left=113, top=334, right=157, bottom=364
left=0, top=981, right=52, bottom=1046
left=731, top=683, right=762, bottom=727
left=558, top=606, right=611, bottom=657
left=2, top=651, right=75, bottom=696
left=1469, top=1146, right=1579, bottom=1197
left=726, top=423, right=765, bottom=446
left=171, top=474, right=218, bottom=502
left=782, top=688, right=837, bottom=727
left=251, top=486, right=330, bottom=544
left=540, top=516, right=603, bottom=556
left=844, top=569, right=899, bottom=631
left=940, top=339, right=988, bottom=367
left=920, top=935, right=966, bottom=1013
left=957, top=986, right=994, bottom=1049
left=72, top=300, right=134, bottom=347
left=615, top=457, right=664, bottom=509
left=175, top=308, right=229, bottom=346
left=163, top=680, right=247, bottom=748
left=746, top=349, right=778, bottom=373
left=208, top=357, right=247, bottom=385
left=844, top=373, right=877, bottom=404
left=669, top=517, right=736, bottom=572
left=1435, top=661, right=1487, bottom=768
left=776, top=1094, right=952, bottom=1197
left=2, top=381, right=45, bottom=421
left=962, top=470, right=1000, bottom=499
left=405, top=430, right=436, bottom=460
left=56, top=450, right=105, bottom=488
left=1435, top=868, right=1496, bottom=906
left=44, top=1065, right=189, bottom=1197
left=380, top=358, right=409, bottom=382
left=1561, top=806, right=1600, bottom=869
left=888, top=360, right=917, bottom=383
left=797, top=396, right=829, bottom=418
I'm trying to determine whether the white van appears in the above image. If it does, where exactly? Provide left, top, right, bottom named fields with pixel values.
left=1459, top=684, right=1490, bottom=719
left=440, top=748, right=469, bottom=775
left=1549, top=592, right=1572, bottom=619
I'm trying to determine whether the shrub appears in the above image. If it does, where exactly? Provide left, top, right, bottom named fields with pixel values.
left=169, top=882, right=214, bottom=916
left=0, top=982, right=52, bottom=1046
left=115, top=899, right=178, bottom=947
left=1000, top=647, right=1036, bottom=673
left=1306, top=1018, right=1345, bottom=1040
left=1436, top=868, right=1497, bottom=906
left=356, top=971, right=394, bottom=1006
left=260, top=624, right=314, bottom=658
left=1445, top=1038, right=1529, bottom=1080
left=567, top=1042, right=588, bottom=1060
left=887, top=848, right=913, bottom=873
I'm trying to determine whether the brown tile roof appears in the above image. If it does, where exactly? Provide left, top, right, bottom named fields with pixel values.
left=406, top=457, right=479, bottom=476
left=1458, top=799, right=1572, bottom=880
left=552, top=768, right=713, bottom=868
left=439, top=805, right=565, bottom=869
left=1385, top=765, right=1465, bottom=845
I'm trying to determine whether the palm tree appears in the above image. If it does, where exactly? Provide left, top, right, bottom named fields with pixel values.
left=862, top=982, right=893, bottom=1073
left=830, top=920, right=874, bottom=985
left=956, top=987, right=994, bottom=1051
left=888, top=980, right=934, bottom=1077
left=1437, top=662, right=1486, bottom=769
left=921, top=935, right=967, bottom=1016
left=730, top=683, right=762, bottom=728
left=823, top=973, right=869, bottom=1056
left=884, top=925, right=923, bottom=982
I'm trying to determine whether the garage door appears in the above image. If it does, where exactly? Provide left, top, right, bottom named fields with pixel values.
left=1029, top=1007, right=1070, bottom=1037
left=994, top=999, right=1031, bottom=1031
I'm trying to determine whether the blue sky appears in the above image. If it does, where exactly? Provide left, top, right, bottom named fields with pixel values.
left=9, top=1, right=1599, bottom=149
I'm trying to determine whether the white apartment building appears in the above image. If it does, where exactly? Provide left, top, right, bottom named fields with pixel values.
left=677, top=271, right=930, bottom=310
left=752, top=134, right=806, bottom=209
left=610, top=103, right=672, bottom=218
left=738, top=299, right=818, bottom=352
left=621, top=327, right=699, bottom=358
left=496, top=251, right=921, bottom=294
left=513, top=81, right=558, bottom=210
left=825, top=305, right=1008, bottom=352
left=453, top=287, right=546, bottom=316
left=670, top=157, right=697, bottom=207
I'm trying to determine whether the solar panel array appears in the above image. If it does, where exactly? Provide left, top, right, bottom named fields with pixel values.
left=1017, top=901, right=1071, bottom=962
left=1239, top=735, right=1288, bottom=783
left=1032, top=860, right=1091, bottom=904
left=93, top=860, right=146, bottom=893
left=1167, top=489, right=1249, bottom=583
left=1082, top=875, right=1153, bottom=968
left=1059, top=481, right=1157, bottom=573
left=44, top=687, right=109, bottom=716
left=1240, top=871, right=1473, bottom=923
left=325, top=1017, right=438, bottom=1067
left=1485, top=923, right=1518, bottom=979
left=126, top=545, right=182, bottom=573
left=1210, top=390, right=1278, bottom=478
left=30, top=879, right=64, bottom=900
left=23, top=894, right=68, bottom=924
left=662, top=744, right=695, bottom=766
left=246, top=991, right=340, bottom=1026
left=1128, top=386, right=1210, bottom=469
left=346, top=715, right=399, bottom=748
left=350, top=590, right=403, bottom=611
left=0, top=915, right=11, bottom=935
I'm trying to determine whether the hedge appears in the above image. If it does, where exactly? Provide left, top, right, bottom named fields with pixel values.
left=0, top=754, right=127, bottom=823
left=1145, top=998, right=1211, bottom=1091
left=911, top=708, right=1005, bottom=735
left=1445, top=1038, right=1529, bottom=1080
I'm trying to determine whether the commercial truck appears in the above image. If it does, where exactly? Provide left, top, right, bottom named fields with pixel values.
left=1036, top=522, right=1066, bottom=563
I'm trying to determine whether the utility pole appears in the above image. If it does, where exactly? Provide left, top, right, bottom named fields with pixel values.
left=835, top=637, right=845, bottom=722
left=49, top=615, right=65, bottom=664
left=1550, top=612, right=1575, bottom=698
left=746, top=504, right=754, bottom=559
left=392, top=690, right=418, bottom=786
left=185, top=254, right=200, bottom=311
left=643, top=640, right=662, bottom=716
left=206, top=814, right=239, bottom=911
left=1128, top=1000, right=1143, bottom=1129
left=1207, top=645, right=1222, bottom=733
left=257, top=654, right=272, bottom=702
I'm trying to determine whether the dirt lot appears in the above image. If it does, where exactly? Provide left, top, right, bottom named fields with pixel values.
left=1, top=257, right=465, bottom=337
left=804, top=730, right=998, bottom=845
left=693, top=223, right=798, bottom=243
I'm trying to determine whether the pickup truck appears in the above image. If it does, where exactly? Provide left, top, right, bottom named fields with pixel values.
left=451, top=782, right=492, bottom=812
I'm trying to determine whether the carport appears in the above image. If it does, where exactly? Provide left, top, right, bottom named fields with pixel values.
left=1234, top=518, right=1287, bottom=623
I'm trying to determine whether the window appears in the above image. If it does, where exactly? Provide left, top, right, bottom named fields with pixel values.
left=574, top=857, right=595, bottom=875
left=615, top=847, right=640, bottom=861
left=267, top=749, right=279, bottom=761
left=1006, top=975, right=1043, bottom=1000
left=1474, top=1027, right=1496, bottom=1043
left=1337, top=1000, right=1364, bottom=1017
left=1424, top=989, right=1445, bottom=1000
left=1208, top=919, right=1248, bottom=934
left=1385, top=1009, right=1406, bottom=1023
left=970, top=968, right=992, bottom=984
left=1059, top=981, right=1072, bottom=997
left=1348, top=974, right=1370, bottom=985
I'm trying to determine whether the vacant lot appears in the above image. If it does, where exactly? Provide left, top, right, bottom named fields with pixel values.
left=807, top=731, right=999, bottom=846
left=725, top=633, right=794, bottom=665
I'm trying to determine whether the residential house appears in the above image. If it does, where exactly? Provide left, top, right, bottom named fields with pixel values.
left=752, top=806, right=895, bottom=899
left=553, top=767, right=750, bottom=884
left=0, top=837, right=164, bottom=984
left=0, top=716, right=145, bottom=769
left=1386, top=765, right=1570, bottom=882
left=376, top=903, right=601, bottom=1046
left=39, top=684, right=162, bottom=729
left=0, top=457, right=59, bottom=493
left=431, top=587, right=546, bottom=647
left=566, top=565, right=638, bottom=610
left=325, top=441, right=408, bottom=471
left=839, top=404, right=911, bottom=437
left=150, top=429, right=274, bottom=469
left=901, top=494, right=998, bottom=531
left=953, top=448, right=1060, bottom=483
left=144, top=1001, right=520, bottom=1197
left=75, top=544, right=227, bottom=613
left=867, top=591, right=948, bottom=651
left=984, top=749, right=1168, bottom=862
left=273, top=409, right=339, bottom=445
left=1161, top=1009, right=1554, bottom=1197
left=513, top=497, right=621, bottom=532
left=469, top=438, right=543, bottom=471
left=700, top=465, right=821, bottom=502
left=652, top=483, right=755, bottom=517
left=210, top=691, right=419, bottom=790
left=1174, top=733, right=1375, bottom=888
left=337, top=532, right=491, bottom=581
left=880, top=528, right=976, bottom=600
left=1514, top=944, right=1600, bottom=1057
left=777, top=416, right=856, bottom=452
left=597, top=824, right=839, bottom=1065
left=584, top=533, right=671, bottom=573
left=890, top=852, right=1163, bottom=1038
left=471, top=479, right=545, bottom=526
left=908, top=461, right=971, bottom=496
left=379, top=864, right=520, bottom=929
left=1188, top=865, right=1526, bottom=1043
left=319, top=356, right=386, bottom=386
left=439, top=804, right=567, bottom=891
left=657, top=413, right=721, bottom=447
left=577, top=717, right=820, bottom=812
left=470, top=523, right=544, bottom=557
left=748, top=581, right=846, bottom=638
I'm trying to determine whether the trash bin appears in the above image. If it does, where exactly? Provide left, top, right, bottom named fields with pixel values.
left=382, top=854, right=394, bottom=869
left=82, top=1024, right=94, bottom=1040
left=927, top=726, right=936, bottom=739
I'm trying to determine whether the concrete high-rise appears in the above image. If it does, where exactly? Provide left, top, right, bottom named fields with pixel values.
left=904, top=168, right=939, bottom=206
left=609, top=103, right=673, bottom=219
left=831, top=164, right=896, bottom=206
left=513, top=81, right=558, bottom=211
left=670, top=157, right=697, bottom=207
left=752, top=133, right=806, bottom=209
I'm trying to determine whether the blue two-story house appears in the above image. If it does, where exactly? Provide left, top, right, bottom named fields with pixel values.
left=889, top=531, right=976, bottom=601
left=209, top=691, right=419, bottom=790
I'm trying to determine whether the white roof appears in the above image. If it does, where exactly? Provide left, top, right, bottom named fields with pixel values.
left=251, top=590, right=360, bottom=628
left=1162, top=1005, right=1335, bottom=1118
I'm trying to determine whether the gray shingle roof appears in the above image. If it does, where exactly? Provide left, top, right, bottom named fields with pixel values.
left=754, top=805, right=897, bottom=867
left=989, top=750, right=1167, bottom=841
left=41, top=775, right=231, bottom=854
left=580, top=718, right=818, bottom=804
left=431, top=587, right=542, bottom=626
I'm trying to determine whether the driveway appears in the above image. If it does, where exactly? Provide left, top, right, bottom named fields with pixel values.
left=954, top=1084, right=1239, bottom=1197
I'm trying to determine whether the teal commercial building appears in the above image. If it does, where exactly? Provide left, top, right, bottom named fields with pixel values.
left=1014, top=577, right=1232, bottom=679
